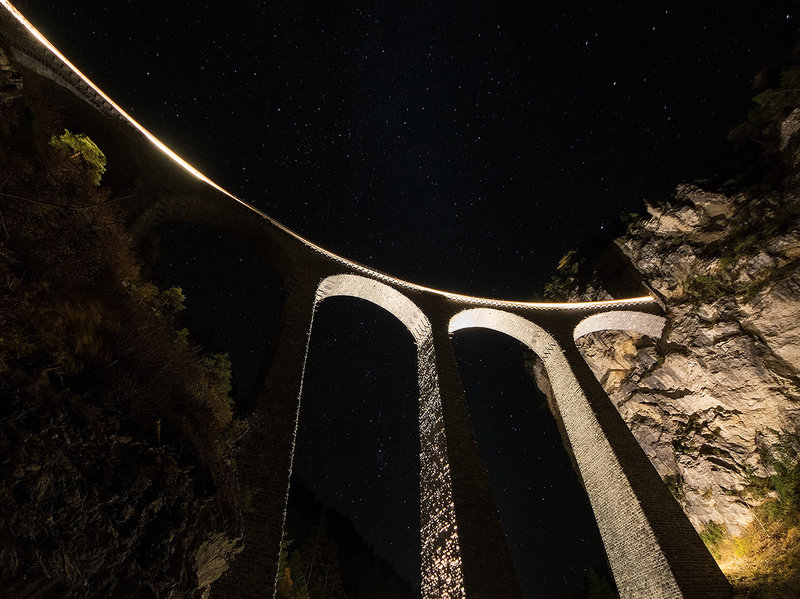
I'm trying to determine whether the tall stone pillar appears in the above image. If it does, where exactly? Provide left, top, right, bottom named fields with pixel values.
left=551, top=330, right=732, bottom=599
left=428, top=317, right=522, bottom=599
left=211, top=271, right=319, bottom=599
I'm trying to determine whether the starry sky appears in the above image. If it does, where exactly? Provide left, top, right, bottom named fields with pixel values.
left=13, top=1, right=799, bottom=596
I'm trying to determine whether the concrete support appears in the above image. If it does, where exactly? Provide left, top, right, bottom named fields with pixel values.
left=429, top=318, right=522, bottom=599
left=211, top=273, right=318, bottom=599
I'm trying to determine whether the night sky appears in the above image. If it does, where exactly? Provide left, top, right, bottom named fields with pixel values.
left=13, top=1, right=799, bottom=596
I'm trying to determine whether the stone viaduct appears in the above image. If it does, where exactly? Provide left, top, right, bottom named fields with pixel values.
left=1, top=3, right=733, bottom=597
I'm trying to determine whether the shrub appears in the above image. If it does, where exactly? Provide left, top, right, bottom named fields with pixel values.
left=685, top=274, right=727, bottom=304
left=664, top=473, right=686, bottom=501
left=543, top=249, right=582, bottom=301
left=49, top=129, right=107, bottom=186
left=763, top=431, right=800, bottom=521
left=700, top=521, right=727, bottom=559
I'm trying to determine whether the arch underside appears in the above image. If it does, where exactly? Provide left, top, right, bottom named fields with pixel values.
left=314, top=274, right=465, bottom=599
left=573, top=310, right=666, bottom=342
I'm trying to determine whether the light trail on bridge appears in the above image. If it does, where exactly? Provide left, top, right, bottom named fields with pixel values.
left=0, top=0, right=656, bottom=312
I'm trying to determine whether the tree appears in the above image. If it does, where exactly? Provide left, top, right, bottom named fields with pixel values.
left=300, top=513, right=347, bottom=599
left=276, top=538, right=312, bottom=599
left=49, top=129, right=107, bottom=186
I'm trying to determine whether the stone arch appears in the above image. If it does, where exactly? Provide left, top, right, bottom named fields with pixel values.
left=313, top=274, right=465, bottom=598
left=573, top=310, right=666, bottom=342
left=448, top=307, right=729, bottom=598
left=572, top=309, right=673, bottom=499
left=315, top=274, right=431, bottom=344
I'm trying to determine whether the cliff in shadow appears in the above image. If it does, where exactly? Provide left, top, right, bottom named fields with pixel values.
left=0, top=45, right=244, bottom=597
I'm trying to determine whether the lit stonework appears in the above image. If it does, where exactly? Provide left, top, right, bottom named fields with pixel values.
left=417, top=335, right=466, bottom=599
left=450, top=308, right=730, bottom=598
left=315, top=275, right=465, bottom=599
left=573, top=309, right=666, bottom=342
left=450, top=308, right=680, bottom=596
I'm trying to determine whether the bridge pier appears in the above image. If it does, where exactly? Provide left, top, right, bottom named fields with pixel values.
left=428, top=317, right=522, bottom=599
left=448, top=307, right=732, bottom=598
left=556, top=335, right=732, bottom=599
left=211, top=273, right=318, bottom=599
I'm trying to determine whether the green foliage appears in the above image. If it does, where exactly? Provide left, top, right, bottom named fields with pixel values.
left=543, top=249, right=582, bottom=300
left=543, top=275, right=572, bottom=301
left=621, top=211, right=642, bottom=233
left=0, top=107, right=239, bottom=505
left=0, top=66, right=251, bottom=594
left=700, top=521, right=727, bottom=559
left=276, top=525, right=349, bottom=599
left=130, top=282, right=186, bottom=321
left=751, top=66, right=800, bottom=120
left=49, top=129, right=107, bottom=186
left=728, top=63, right=800, bottom=148
left=740, top=267, right=781, bottom=302
left=35, top=298, right=109, bottom=375
left=742, top=464, right=772, bottom=500
left=276, top=538, right=311, bottom=599
left=717, top=199, right=800, bottom=271
left=200, top=352, right=232, bottom=396
left=684, top=274, right=728, bottom=304
left=557, top=248, right=581, bottom=274
left=196, top=352, right=234, bottom=428
left=761, top=431, right=800, bottom=522
left=158, top=286, right=186, bottom=319
left=664, top=473, right=686, bottom=501
left=672, top=414, right=702, bottom=455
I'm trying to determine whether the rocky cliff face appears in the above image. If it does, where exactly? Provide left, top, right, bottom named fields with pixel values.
left=544, top=109, right=800, bottom=543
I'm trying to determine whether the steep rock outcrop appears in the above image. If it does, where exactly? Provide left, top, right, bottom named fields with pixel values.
left=554, top=110, right=800, bottom=537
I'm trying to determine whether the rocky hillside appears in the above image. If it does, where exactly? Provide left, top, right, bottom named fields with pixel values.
left=534, top=87, right=800, bottom=593
left=586, top=169, right=800, bottom=532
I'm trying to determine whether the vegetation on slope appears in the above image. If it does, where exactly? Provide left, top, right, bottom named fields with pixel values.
left=0, top=47, right=420, bottom=597
left=0, top=53, right=241, bottom=596
left=698, top=432, right=800, bottom=598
